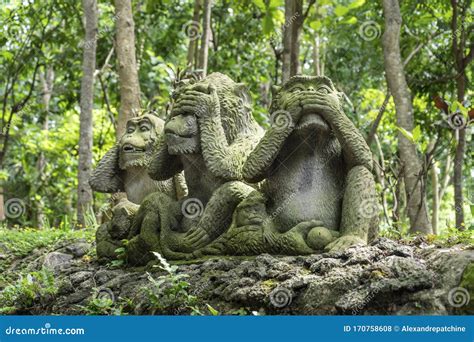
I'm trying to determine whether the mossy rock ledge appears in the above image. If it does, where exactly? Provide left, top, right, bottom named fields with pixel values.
left=1, top=238, right=472, bottom=315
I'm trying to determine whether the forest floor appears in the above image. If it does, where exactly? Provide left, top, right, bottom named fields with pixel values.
left=0, top=226, right=473, bottom=315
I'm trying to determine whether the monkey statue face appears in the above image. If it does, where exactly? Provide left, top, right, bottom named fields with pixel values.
left=118, top=114, right=164, bottom=169
left=272, top=76, right=343, bottom=134
left=164, top=112, right=200, bottom=155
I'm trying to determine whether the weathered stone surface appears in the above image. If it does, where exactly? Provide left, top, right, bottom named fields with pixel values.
left=42, top=252, right=73, bottom=271
left=65, top=242, right=92, bottom=258
left=2, top=238, right=472, bottom=315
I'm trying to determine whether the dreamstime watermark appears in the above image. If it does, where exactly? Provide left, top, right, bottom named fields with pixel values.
left=79, top=12, right=122, bottom=49
left=358, top=198, right=379, bottom=220
left=269, top=286, right=293, bottom=308
left=182, top=20, right=202, bottom=41
left=95, top=287, right=115, bottom=303
left=5, top=198, right=26, bottom=219
left=264, top=191, right=296, bottom=225
left=447, top=287, right=470, bottom=308
left=358, top=21, right=381, bottom=41
left=352, top=285, right=382, bottom=314
left=5, top=323, right=85, bottom=336
left=269, top=12, right=301, bottom=46
left=270, top=110, right=293, bottom=130
left=1, top=102, right=33, bottom=135
left=446, top=111, right=470, bottom=130
left=181, top=198, right=204, bottom=219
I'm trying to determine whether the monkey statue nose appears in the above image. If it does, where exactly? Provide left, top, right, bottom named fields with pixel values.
left=308, top=86, right=315, bottom=92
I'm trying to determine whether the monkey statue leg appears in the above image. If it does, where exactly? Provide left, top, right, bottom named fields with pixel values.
left=126, top=192, right=178, bottom=265
left=325, top=165, right=378, bottom=252
left=169, top=181, right=256, bottom=256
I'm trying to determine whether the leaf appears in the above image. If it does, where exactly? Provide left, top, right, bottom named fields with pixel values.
left=396, top=126, right=414, bottom=143
left=206, top=304, right=219, bottom=316
left=412, top=125, right=421, bottom=142
left=348, top=0, right=366, bottom=9
left=334, top=5, right=349, bottom=16
left=342, top=16, right=357, bottom=25
left=309, top=20, right=322, bottom=31
left=262, top=12, right=274, bottom=35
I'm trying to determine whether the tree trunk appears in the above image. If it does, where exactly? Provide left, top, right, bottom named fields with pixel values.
left=36, top=66, right=54, bottom=228
left=77, top=0, right=98, bottom=227
left=187, top=0, right=202, bottom=69
left=313, top=34, right=321, bottom=76
left=290, top=0, right=303, bottom=77
left=197, top=0, right=212, bottom=77
left=431, top=161, right=439, bottom=235
left=282, top=0, right=293, bottom=82
left=450, top=0, right=469, bottom=231
left=115, top=0, right=141, bottom=137
left=382, top=0, right=432, bottom=234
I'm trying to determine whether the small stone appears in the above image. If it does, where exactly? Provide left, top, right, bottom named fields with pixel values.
left=69, top=271, right=93, bottom=285
left=43, top=252, right=73, bottom=270
left=65, top=242, right=92, bottom=258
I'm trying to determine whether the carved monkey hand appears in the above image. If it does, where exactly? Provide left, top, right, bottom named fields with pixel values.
left=173, top=83, right=219, bottom=119
left=280, top=92, right=304, bottom=126
left=182, top=226, right=211, bottom=250
left=299, top=91, right=342, bottom=127
left=324, top=234, right=365, bottom=253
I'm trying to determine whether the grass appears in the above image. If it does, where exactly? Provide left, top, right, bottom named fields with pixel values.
left=0, top=225, right=95, bottom=258
left=0, top=225, right=95, bottom=288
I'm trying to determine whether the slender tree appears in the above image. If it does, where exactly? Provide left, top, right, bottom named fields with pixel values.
left=36, top=66, right=54, bottom=228
left=382, top=0, right=432, bottom=234
left=77, top=0, right=98, bottom=227
left=282, top=0, right=294, bottom=82
left=197, top=0, right=212, bottom=76
left=187, top=0, right=202, bottom=69
left=115, top=0, right=141, bottom=137
left=450, top=0, right=472, bottom=231
left=290, top=0, right=303, bottom=76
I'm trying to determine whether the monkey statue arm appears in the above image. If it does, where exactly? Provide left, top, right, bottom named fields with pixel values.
left=148, top=134, right=184, bottom=181
left=242, top=125, right=293, bottom=183
left=89, top=144, right=124, bottom=193
left=173, top=85, right=259, bottom=181
left=301, top=94, right=372, bottom=171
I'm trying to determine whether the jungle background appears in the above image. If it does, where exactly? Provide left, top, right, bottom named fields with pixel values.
left=0, top=0, right=473, bottom=281
left=0, top=0, right=473, bottom=316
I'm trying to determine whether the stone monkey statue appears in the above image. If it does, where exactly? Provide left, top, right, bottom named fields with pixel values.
left=193, top=75, right=378, bottom=256
left=89, top=113, right=186, bottom=260
left=243, top=75, right=378, bottom=252
left=126, top=73, right=264, bottom=263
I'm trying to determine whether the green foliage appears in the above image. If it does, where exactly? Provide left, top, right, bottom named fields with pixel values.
left=0, top=268, right=58, bottom=314
left=80, top=288, right=134, bottom=316
left=144, top=252, right=200, bottom=315
left=0, top=225, right=95, bottom=258
left=380, top=225, right=474, bottom=247
left=109, top=240, right=129, bottom=268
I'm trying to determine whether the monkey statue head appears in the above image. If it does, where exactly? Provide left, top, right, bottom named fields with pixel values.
left=271, top=75, right=344, bottom=137
left=163, top=106, right=201, bottom=156
left=157, top=72, right=261, bottom=165
left=118, top=113, right=164, bottom=169
left=90, top=112, right=179, bottom=204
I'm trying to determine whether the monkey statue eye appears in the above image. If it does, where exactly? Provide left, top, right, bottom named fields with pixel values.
left=140, top=125, right=150, bottom=132
left=126, top=127, right=135, bottom=134
left=317, top=86, right=330, bottom=95
left=291, top=85, right=305, bottom=93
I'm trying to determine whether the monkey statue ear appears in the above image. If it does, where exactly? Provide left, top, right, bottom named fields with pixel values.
left=89, top=144, right=125, bottom=193
left=271, top=85, right=281, bottom=98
